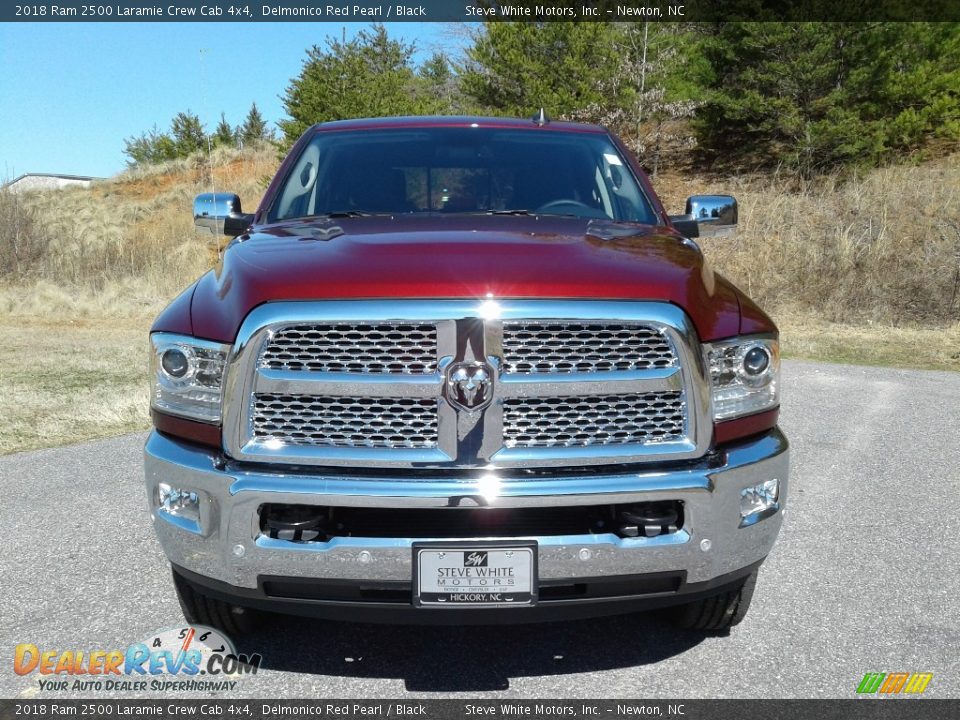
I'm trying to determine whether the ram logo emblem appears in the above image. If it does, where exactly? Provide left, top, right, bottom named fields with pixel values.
left=445, top=361, right=493, bottom=411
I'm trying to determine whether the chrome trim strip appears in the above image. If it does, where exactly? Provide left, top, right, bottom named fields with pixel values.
left=222, top=300, right=713, bottom=469
left=498, top=367, right=682, bottom=397
left=255, top=369, right=443, bottom=398
left=237, top=443, right=451, bottom=465
left=254, top=530, right=692, bottom=553
left=147, top=427, right=787, bottom=507
left=227, top=471, right=714, bottom=507
left=492, top=439, right=698, bottom=466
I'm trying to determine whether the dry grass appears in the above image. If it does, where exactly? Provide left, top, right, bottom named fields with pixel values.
left=0, top=146, right=280, bottom=454
left=656, top=156, right=960, bottom=325
left=0, top=144, right=278, bottom=304
left=778, top=317, right=960, bottom=371
left=0, top=316, right=152, bottom=454
left=0, top=279, right=168, bottom=318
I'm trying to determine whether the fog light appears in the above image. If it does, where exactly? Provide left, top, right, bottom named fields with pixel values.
left=158, top=482, right=201, bottom=523
left=740, top=479, right=780, bottom=519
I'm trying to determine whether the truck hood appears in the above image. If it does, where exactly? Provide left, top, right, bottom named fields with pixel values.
left=170, top=215, right=770, bottom=343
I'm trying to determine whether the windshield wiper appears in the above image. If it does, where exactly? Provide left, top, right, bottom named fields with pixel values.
left=487, top=209, right=586, bottom=218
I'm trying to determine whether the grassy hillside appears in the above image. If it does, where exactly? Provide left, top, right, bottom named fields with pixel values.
left=0, top=146, right=278, bottom=452
left=656, top=157, right=960, bottom=326
left=0, top=145, right=277, bottom=315
left=0, top=148, right=957, bottom=453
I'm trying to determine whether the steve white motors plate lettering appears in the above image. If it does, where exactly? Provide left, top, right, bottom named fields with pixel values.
left=415, top=546, right=536, bottom=607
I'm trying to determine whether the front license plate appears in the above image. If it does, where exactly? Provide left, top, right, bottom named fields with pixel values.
left=413, top=542, right=538, bottom=608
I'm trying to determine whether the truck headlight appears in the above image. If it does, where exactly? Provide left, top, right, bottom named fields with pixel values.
left=704, top=336, right=780, bottom=420
left=150, top=333, right=231, bottom=423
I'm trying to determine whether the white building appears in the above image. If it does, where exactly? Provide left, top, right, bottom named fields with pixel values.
left=2, top=173, right=100, bottom=194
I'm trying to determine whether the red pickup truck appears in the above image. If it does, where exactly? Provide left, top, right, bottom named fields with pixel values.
left=145, top=115, right=787, bottom=634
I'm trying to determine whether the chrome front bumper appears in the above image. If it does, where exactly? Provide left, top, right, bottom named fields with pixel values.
left=144, top=428, right=788, bottom=592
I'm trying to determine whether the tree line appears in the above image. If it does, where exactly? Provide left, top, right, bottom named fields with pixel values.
left=125, top=22, right=960, bottom=176
left=122, top=103, right=274, bottom=166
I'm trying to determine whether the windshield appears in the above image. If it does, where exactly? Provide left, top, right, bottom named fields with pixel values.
left=268, top=127, right=659, bottom=224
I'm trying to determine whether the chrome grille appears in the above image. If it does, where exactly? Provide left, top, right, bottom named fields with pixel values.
left=252, top=394, right=438, bottom=449
left=503, top=392, right=685, bottom=449
left=260, top=323, right=437, bottom=374
left=502, top=322, right=676, bottom=374
left=227, top=301, right=709, bottom=469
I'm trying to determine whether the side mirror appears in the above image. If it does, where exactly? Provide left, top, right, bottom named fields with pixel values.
left=669, top=195, right=738, bottom=238
left=687, top=195, right=738, bottom=237
left=193, top=193, right=253, bottom=237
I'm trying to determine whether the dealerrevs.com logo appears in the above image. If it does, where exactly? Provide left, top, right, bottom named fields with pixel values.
left=14, top=626, right=262, bottom=693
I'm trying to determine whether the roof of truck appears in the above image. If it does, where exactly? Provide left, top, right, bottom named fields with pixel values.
left=312, top=115, right=609, bottom=134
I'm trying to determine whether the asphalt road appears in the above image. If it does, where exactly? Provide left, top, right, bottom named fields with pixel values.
left=2, top=360, right=959, bottom=699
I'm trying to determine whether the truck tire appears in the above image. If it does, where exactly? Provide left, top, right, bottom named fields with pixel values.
left=673, top=568, right=759, bottom=631
left=172, top=569, right=259, bottom=638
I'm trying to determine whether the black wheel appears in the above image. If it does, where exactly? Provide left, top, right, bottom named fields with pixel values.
left=673, top=569, right=759, bottom=632
left=172, top=569, right=260, bottom=638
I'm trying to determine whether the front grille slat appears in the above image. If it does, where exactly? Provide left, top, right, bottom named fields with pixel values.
left=503, top=392, right=685, bottom=449
left=261, top=323, right=437, bottom=374
left=252, top=394, right=438, bottom=449
left=502, top=322, right=677, bottom=374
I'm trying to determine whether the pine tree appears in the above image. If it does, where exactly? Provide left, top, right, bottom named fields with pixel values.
left=213, top=113, right=236, bottom=148
left=414, top=52, right=463, bottom=114
left=122, top=125, right=177, bottom=166
left=459, top=23, right=619, bottom=120
left=170, top=111, right=206, bottom=158
left=694, top=22, right=960, bottom=174
left=278, top=24, right=420, bottom=147
left=239, top=102, right=273, bottom=144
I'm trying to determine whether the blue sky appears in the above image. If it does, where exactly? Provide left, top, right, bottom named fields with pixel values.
left=0, top=22, right=463, bottom=179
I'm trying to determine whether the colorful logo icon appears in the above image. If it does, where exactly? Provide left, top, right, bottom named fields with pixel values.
left=856, top=672, right=933, bottom=695
left=14, top=625, right=262, bottom=692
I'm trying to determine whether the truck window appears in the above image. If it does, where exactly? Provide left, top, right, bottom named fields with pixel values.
left=267, top=127, right=658, bottom=224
